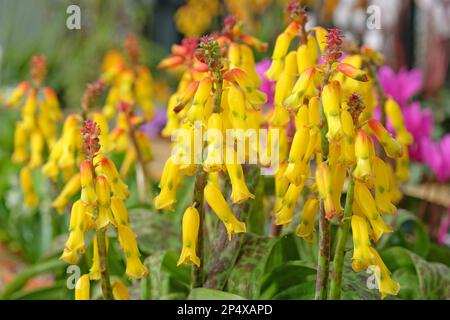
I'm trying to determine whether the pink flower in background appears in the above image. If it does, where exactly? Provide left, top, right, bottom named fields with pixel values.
left=378, top=66, right=422, bottom=107
left=256, top=58, right=275, bottom=106
left=378, top=66, right=450, bottom=182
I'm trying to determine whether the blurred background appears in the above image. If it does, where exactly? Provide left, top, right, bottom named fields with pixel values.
left=0, top=0, right=449, bottom=299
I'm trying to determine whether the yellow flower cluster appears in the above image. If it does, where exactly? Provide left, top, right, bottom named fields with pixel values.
left=61, top=121, right=147, bottom=300
left=175, top=0, right=220, bottom=37
left=100, top=37, right=154, bottom=176
left=7, top=56, right=62, bottom=208
left=265, top=13, right=411, bottom=297
left=156, top=22, right=268, bottom=267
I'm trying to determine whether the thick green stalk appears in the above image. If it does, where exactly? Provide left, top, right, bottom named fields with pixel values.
left=329, top=172, right=356, bottom=300
left=96, top=228, right=114, bottom=300
left=192, top=170, right=207, bottom=288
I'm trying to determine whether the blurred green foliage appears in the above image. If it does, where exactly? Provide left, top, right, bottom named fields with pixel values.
left=0, top=0, right=168, bottom=109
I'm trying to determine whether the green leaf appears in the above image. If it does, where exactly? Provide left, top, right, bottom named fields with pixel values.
left=378, top=210, right=430, bottom=258
left=8, top=281, right=67, bottom=300
left=260, top=260, right=316, bottom=299
left=272, top=282, right=315, bottom=300
left=340, top=260, right=380, bottom=300
left=0, top=259, right=66, bottom=299
left=382, top=247, right=450, bottom=299
left=225, top=234, right=278, bottom=299
left=188, top=288, right=246, bottom=300
left=141, top=251, right=190, bottom=300
left=426, top=243, right=450, bottom=266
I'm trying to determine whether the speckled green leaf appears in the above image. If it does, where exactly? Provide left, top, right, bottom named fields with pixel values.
left=225, top=234, right=278, bottom=299
left=382, top=247, right=450, bottom=299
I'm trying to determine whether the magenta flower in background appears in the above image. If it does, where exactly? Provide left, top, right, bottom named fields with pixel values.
left=256, top=58, right=275, bottom=107
left=378, top=66, right=450, bottom=182
left=378, top=66, right=422, bottom=107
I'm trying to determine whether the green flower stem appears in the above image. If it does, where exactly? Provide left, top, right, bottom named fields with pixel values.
left=96, top=227, right=114, bottom=300
left=329, top=171, right=356, bottom=300
left=192, top=170, right=207, bottom=288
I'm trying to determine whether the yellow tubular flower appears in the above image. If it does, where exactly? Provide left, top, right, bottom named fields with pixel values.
left=297, top=34, right=318, bottom=74
left=284, top=67, right=317, bottom=111
left=75, top=274, right=90, bottom=300
left=387, top=164, right=402, bottom=204
left=89, top=235, right=101, bottom=280
left=295, top=197, right=319, bottom=242
left=226, top=68, right=266, bottom=107
left=340, top=110, right=356, bottom=165
left=351, top=215, right=372, bottom=272
left=203, top=113, right=224, bottom=172
left=92, top=112, right=111, bottom=153
left=21, top=90, right=37, bottom=130
left=396, top=146, right=409, bottom=182
left=331, top=163, right=346, bottom=216
left=204, top=182, right=246, bottom=240
left=368, top=247, right=400, bottom=299
left=103, top=86, right=120, bottom=119
left=117, top=224, right=148, bottom=279
left=80, top=160, right=97, bottom=205
left=61, top=200, right=87, bottom=264
left=275, top=180, right=305, bottom=225
left=354, top=181, right=393, bottom=242
left=226, top=162, right=255, bottom=204
left=110, top=196, right=130, bottom=226
left=308, top=96, right=321, bottom=127
left=240, top=44, right=261, bottom=87
left=29, top=130, right=44, bottom=168
left=112, top=280, right=129, bottom=300
left=315, top=163, right=336, bottom=219
left=294, top=104, right=309, bottom=130
left=51, top=173, right=81, bottom=214
left=12, top=122, right=28, bottom=163
left=270, top=52, right=297, bottom=125
left=353, top=130, right=371, bottom=180
left=97, top=157, right=130, bottom=200
left=154, top=157, right=183, bottom=211
left=368, top=119, right=403, bottom=158
left=187, top=77, right=212, bottom=122
left=284, top=127, right=310, bottom=185
left=314, top=27, right=328, bottom=53
left=322, top=81, right=342, bottom=139
left=385, top=98, right=413, bottom=145
left=20, top=166, right=38, bottom=208
left=177, top=207, right=201, bottom=267
left=95, top=175, right=115, bottom=229
left=274, top=163, right=290, bottom=213
left=373, top=157, right=396, bottom=214
left=265, top=32, right=292, bottom=81
left=227, top=85, right=248, bottom=130
left=7, top=81, right=30, bottom=107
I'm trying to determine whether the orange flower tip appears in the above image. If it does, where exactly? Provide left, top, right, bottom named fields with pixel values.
left=367, top=119, right=384, bottom=135
left=337, top=63, right=369, bottom=82
left=193, top=61, right=209, bottom=72
left=171, top=44, right=187, bottom=56
left=157, top=55, right=184, bottom=70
